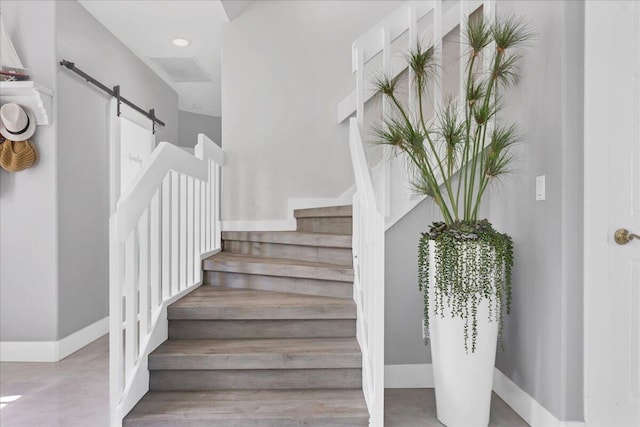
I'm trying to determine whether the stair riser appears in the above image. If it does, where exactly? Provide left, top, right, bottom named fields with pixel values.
left=203, top=271, right=352, bottom=299
left=203, top=258, right=354, bottom=282
left=150, top=369, right=362, bottom=391
left=296, top=217, right=352, bottom=235
left=168, top=304, right=356, bottom=320
left=125, top=417, right=368, bottom=427
left=149, top=354, right=362, bottom=370
left=168, top=319, right=357, bottom=340
left=294, top=205, right=353, bottom=218
left=222, top=240, right=352, bottom=266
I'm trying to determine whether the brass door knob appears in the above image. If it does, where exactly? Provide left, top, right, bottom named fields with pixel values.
left=614, top=228, right=640, bottom=245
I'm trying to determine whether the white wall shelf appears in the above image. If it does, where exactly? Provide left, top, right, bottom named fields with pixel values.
left=0, top=81, right=53, bottom=125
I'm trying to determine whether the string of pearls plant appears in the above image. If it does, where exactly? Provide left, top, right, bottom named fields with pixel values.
left=374, top=15, right=531, bottom=352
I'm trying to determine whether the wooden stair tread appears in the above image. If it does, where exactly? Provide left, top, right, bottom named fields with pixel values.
left=294, top=205, right=353, bottom=218
left=153, top=337, right=360, bottom=356
left=222, top=230, right=352, bottom=248
left=168, top=287, right=356, bottom=320
left=203, top=252, right=354, bottom=282
left=124, top=389, right=369, bottom=426
left=149, top=338, right=362, bottom=370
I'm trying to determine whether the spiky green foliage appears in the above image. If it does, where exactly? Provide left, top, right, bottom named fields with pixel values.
left=372, top=14, right=531, bottom=224
left=373, top=14, right=531, bottom=352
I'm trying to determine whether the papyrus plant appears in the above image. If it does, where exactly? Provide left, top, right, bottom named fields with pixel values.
left=374, top=16, right=531, bottom=225
left=374, top=16, right=531, bottom=351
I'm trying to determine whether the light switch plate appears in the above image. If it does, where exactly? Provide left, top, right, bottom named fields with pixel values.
left=536, top=175, right=546, bottom=201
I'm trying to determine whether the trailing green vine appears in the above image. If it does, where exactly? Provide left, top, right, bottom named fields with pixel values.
left=418, top=220, right=513, bottom=353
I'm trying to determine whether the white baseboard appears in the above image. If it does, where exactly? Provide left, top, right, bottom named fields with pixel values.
left=492, top=368, right=585, bottom=427
left=221, top=219, right=295, bottom=232
left=385, top=363, right=434, bottom=388
left=0, top=316, right=109, bottom=362
left=58, top=316, right=109, bottom=360
left=384, top=364, right=585, bottom=427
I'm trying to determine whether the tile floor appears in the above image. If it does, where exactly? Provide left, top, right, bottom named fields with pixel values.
left=1, top=335, right=528, bottom=426
left=384, top=388, right=528, bottom=426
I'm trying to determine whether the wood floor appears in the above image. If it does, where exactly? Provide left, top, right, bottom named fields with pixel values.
left=0, top=335, right=529, bottom=426
left=124, top=206, right=370, bottom=426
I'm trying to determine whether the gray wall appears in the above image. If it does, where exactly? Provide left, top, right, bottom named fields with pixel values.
left=492, top=1, right=584, bottom=421
left=385, top=200, right=435, bottom=365
left=0, top=0, right=59, bottom=342
left=384, top=0, right=584, bottom=422
left=55, top=0, right=179, bottom=339
left=178, top=110, right=221, bottom=147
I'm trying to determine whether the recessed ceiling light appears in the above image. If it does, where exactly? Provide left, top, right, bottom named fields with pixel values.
left=172, top=38, right=189, bottom=47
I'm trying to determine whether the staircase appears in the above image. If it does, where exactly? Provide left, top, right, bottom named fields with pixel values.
left=123, top=206, right=370, bottom=426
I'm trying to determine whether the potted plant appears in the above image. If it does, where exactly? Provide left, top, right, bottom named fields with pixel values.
left=373, top=16, right=531, bottom=427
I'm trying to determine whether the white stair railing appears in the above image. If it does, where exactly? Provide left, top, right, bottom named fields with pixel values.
left=109, top=134, right=223, bottom=427
left=349, top=118, right=385, bottom=426
left=346, top=1, right=495, bottom=425
left=344, top=0, right=494, bottom=230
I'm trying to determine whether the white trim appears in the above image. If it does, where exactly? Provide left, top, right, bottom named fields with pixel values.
left=58, top=316, right=109, bottom=360
left=384, top=364, right=585, bottom=427
left=493, top=368, right=585, bottom=427
left=222, top=192, right=356, bottom=232
left=384, top=363, right=434, bottom=388
left=0, top=316, right=109, bottom=362
left=221, top=219, right=295, bottom=232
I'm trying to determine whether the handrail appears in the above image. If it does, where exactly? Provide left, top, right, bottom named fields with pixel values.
left=115, top=142, right=208, bottom=240
left=109, top=133, right=223, bottom=426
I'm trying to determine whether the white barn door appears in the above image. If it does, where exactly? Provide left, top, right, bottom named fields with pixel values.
left=584, top=2, right=640, bottom=426
left=108, top=98, right=155, bottom=212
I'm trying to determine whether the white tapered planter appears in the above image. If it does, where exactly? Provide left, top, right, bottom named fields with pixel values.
left=427, top=240, right=500, bottom=427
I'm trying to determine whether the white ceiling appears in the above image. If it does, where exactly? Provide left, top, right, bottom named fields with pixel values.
left=78, top=0, right=253, bottom=118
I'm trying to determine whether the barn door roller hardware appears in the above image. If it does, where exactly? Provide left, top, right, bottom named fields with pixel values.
left=59, top=60, right=165, bottom=133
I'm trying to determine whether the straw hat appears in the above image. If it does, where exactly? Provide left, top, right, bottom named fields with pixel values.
left=0, top=103, right=36, bottom=141
left=0, top=138, right=37, bottom=172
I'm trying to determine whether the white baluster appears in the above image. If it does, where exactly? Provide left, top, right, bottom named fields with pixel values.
left=407, top=4, right=418, bottom=116
left=150, top=189, right=161, bottom=310
left=206, top=161, right=212, bottom=251
left=187, top=176, right=194, bottom=285
left=214, top=163, right=222, bottom=249
left=214, top=159, right=218, bottom=250
left=161, top=173, right=172, bottom=300
left=171, top=171, right=180, bottom=294
left=382, top=27, right=391, bottom=219
left=108, top=218, right=123, bottom=422
left=124, top=232, right=138, bottom=380
left=434, top=0, right=443, bottom=113
left=139, top=209, right=150, bottom=341
left=355, top=47, right=365, bottom=130
left=202, top=175, right=207, bottom=254
left=194, top=179, right=201, bottom=282
left=180, top=174, right=187, bottom=290
left=460, top=0, right=468, bottom=103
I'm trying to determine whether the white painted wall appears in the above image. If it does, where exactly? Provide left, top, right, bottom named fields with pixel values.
left=179, top=110, right=221, bottom=147
left=0, top=0, right=59, bottom=342
left=221, top=0, right=400, bottom=221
